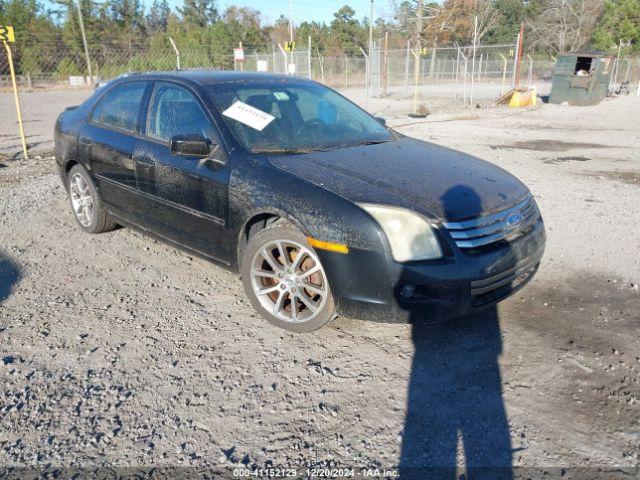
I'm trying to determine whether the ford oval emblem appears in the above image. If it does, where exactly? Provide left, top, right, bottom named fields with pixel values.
left=506, top=213, right=523, bottom=229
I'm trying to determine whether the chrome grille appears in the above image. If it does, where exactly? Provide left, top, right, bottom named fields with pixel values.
left=443, top=195, right=539, bottom=249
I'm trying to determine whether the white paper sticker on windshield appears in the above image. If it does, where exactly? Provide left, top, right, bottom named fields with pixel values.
left=222, top=101, right=275, bottom=131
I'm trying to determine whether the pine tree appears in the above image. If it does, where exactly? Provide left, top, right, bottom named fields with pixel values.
left=177, top=0, right=218, bottom=28
left=146, top=0, right=170, bottom=33
left=592, top=0, right=640, bottom=52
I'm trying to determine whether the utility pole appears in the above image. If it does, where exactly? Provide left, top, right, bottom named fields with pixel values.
left=289, top=0, right=294, bottom=44
left=75, top=0, right=93, bottom=83
left=369, top=0, right=374, bottom=54
left=367, top=0, right=373, bottom=97
left=412, top=0, right=423, bottom=114
left=289, top=0, right=294, bottom=74
left=382, top=30, right=388, bottom=96
left=470, top=15, right=477, bottom=105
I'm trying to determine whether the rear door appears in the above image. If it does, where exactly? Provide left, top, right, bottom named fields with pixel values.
left=132, top=81, right=232, bottom=262
left=79, top=81, right=151, bottom=218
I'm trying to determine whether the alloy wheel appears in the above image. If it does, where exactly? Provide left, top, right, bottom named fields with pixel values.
left=69, top=172, right=94, bottom=227
left=250, top=239, right=328, bottom=323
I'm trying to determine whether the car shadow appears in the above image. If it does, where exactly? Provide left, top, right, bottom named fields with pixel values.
left=0, top=251, right=21, bottom=305
left=398, top=185, right=513, bottom=480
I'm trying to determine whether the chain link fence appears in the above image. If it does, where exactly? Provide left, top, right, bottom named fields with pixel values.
left=1, top=35, right=638, bottom=100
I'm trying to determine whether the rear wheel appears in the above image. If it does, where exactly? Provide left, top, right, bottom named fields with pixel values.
left=241, top=222, right=335, bottom=332
left=67, top=164, right=117, bottom=234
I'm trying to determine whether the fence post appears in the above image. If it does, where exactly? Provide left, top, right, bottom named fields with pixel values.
left=382, top=31, right=389, bottom=96
left=499, top=53, right=508, bottom=95
left=169, top=37, right=180, bottom=70
left=75, top=0, right=93, bottom=81
left=470, top=16, right=477, bottom=106
left=307, top=35, right=311, bottom=79
left=358, top=46, right=369, bottom=108
left=272, top=43, right=276, bottom=73
left=277, top=43, right=288, bottom=75
left=455, top=45, right=460, bottom=100
left=459, top=50, right=468, bottom=105
left=344, top=54, right=348, bottom=89
left=622, top=57, right=630, bottom=82
left=527, top=54, right=533, bottom=87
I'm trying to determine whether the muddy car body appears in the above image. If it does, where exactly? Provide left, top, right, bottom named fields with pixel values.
left=54, top=71, right=546, bottom=331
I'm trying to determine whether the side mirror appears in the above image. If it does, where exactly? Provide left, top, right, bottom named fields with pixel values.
left=170, top=134, right=212, bottom=157
left=375, top=116, right=387, bottom=127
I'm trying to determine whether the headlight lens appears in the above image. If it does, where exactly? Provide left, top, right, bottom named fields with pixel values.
left=359, top=204, right=443, bottom=262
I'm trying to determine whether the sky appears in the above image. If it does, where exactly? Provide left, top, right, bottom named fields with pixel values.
left=42, top=0, right=398, bottom=27
left=211, top=0, right=390, bottom=25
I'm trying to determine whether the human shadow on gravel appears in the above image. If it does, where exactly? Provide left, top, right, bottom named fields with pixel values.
left=399, top=308, right=512, bottom=480
left=398, top=185, right=513, bottom=480
left=0, top=251, right=21, bottom=304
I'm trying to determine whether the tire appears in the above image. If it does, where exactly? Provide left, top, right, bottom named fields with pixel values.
left=241, top=221, right=335, bottom=333
left=67, top=164, right=117, bottom=234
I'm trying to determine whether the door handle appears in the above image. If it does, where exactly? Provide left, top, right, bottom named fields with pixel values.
left=133, top=155, right=155, bottom=167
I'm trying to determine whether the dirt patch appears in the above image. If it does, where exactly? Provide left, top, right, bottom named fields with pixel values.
left=491, top=140, right=610, bottom=152
left=582, top=170, right=640, bottom=186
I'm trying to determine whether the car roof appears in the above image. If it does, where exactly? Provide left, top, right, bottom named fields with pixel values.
left=119, top=69, right=312, bottom=86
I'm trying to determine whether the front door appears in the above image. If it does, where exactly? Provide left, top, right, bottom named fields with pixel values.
left=80, top=81, right=151, bottom=219
left=132, top=82, right=232, bottom=263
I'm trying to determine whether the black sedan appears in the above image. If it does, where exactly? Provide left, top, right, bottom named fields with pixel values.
left=54, top=71, right=545, bottom=332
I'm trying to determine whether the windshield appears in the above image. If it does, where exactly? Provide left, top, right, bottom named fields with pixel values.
left=206, top=81, right=394, bottom=153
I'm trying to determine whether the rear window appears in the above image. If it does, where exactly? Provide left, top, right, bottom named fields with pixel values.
left=91, top=82, right=147, bottom=132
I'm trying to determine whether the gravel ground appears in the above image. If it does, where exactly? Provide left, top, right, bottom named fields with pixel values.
left=0, top=87, right=639, bottom=478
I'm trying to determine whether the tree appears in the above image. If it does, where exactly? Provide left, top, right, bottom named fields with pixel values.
left=526, top=0, right=604, bottom=53
left=328, top=5, right=366, bottom=53
left=109, top=0, right=146, bottom=35
left=483, top=0, right=527, bottom=45
left=422, top=0, right=499, bottom=46
left=296, top=20, right=328, bottom=51
left=592, top=0, right=640, bottom=52
left=267, top=14, right=291, bottom=44
left=177, top=0, right=218, bottom=28
left=146, top=0, right=170, bottom=33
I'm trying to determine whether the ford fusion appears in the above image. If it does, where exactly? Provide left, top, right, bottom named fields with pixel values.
left=54, top=71, right=545, bottom=332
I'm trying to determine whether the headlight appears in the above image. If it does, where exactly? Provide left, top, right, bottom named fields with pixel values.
left=358, top=204, right=443, bottom=262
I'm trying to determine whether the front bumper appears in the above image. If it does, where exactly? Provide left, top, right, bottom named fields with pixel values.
left=318, top=218, right=546, bottom=323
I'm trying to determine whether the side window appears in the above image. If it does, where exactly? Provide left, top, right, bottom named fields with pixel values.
left=91, top=82, right=147, bottom=132
left=148, top=84, right=212, bottom=142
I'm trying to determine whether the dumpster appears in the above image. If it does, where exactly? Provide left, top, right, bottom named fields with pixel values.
left=549, top=53, right=614, bottom=106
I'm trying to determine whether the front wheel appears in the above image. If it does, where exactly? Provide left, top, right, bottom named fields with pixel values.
left=241, top=222, right=335, bottom=332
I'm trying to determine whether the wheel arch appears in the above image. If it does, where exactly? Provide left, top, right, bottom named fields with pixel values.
left=236, top=208, right=311, bottom=268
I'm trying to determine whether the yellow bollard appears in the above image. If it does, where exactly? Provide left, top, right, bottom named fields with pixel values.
left=3, top=40, right=28, bottom=160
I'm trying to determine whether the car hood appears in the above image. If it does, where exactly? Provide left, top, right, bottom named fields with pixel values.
left=267, top=136, right=530, bottom=222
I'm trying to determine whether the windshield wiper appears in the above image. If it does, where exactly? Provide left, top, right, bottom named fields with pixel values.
left=355, top=139, right=390, bottom=146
